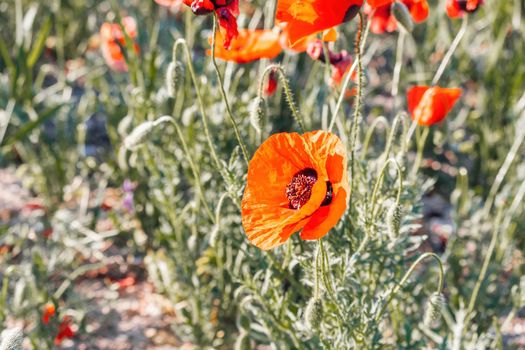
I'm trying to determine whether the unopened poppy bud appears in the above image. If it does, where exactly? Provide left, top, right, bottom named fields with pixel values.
left=249, top=97, right=265, bottom=134
left=304, top=297, right=323, bottom=330
left=166, top=61, right=184, bottom=98
left=386, top=203, right=403, bottom=239
left=392, top=2, right=414, bottom=32
left=0, top=328, right=23, bottom=350
left=124, top=116, right=172, bottom=150
left=234, top=331, right=251, bottom=350
left=423, top=292, right=446, bottom=327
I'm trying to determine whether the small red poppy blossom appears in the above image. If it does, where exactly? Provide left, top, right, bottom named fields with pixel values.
left=446, top=0, right=483, bottom=18
left=242, top=131, right=349, bottom=250
left=276, top=0, right=363, bottom=47
left=99, top=17, right=140, bottom=72
left=306, top=40, right=357, bottom=87
left=407, top=86, right=462, bottom=126
left=42, top=303, right=56, bottom=324
left=210, top=29, right=282, bottom=63
left=265, top=71, right=278, bottom=96
left=366, top=0, right=429, bottom=34
left=54, top=317, right=75, bottom=345
left=183, top=0, right=239, bottom=48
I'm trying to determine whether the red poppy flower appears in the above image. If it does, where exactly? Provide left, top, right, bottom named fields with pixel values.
left=242, top=131, right=349, bottom=250
left=54, top=317, right=75, bottom=345
left=306, top=40, right=357, bottom=87
left=265, top=71, right=278, bottom=96
left=276, top=0, right=363, bottom=47
left=210, top=29, right=282, bottom=63
left=407, top=86, right=462, bottom=126
left=99, top=17, right=140, bottom=72
left=183, top=0, right=239, bottom=48
left=446, top=0, right=483, bottom=18
left=366, top=0, right=429, bottom=34
left=42, top=303, right=56, bottom=324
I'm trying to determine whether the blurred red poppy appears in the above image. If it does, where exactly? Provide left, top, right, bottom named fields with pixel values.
left=446, top=0, right=483, bottom=18
left=54, top=317, right=75, bottom=344
left=210, top=29, right=282, bottom=63
left=265, top=71, right=278, bottom=96
left=407, top=86, right=462, bottom=126
left=42, top=303, right=56, bottom=324
left=366, top=0, right=429, bottom=34
left=276, top=0, right=363, bottom=47
left=306, top=40, right=357, bottom=87
left=183, top=0, right=239, bottom=48
left=99, top=17, right=140, bottom=72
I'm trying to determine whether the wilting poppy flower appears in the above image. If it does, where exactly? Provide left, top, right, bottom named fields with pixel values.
left=183, top=0, right=239, bottom=48
left=210, top=29, right=282, bottom=63
left=306, top=40, right=357, bottom=87
left=265, top=71, right=278, bottom=96
left=99, top=17, right=140, bottom=72
left=276, top=0, right=363, bottom=47
left=446, top=0, right=483, bottom=18
left=407, top=86, right=462, bottom=126
left=366, top=0, right=429, bottom=34
left=242, top=131, right=349, bottom=250
left=42, top=303, right=56, bottom=324
left=54, top=317, right=75, bottom=345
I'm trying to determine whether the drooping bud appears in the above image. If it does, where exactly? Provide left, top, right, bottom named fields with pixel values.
left=304, top=297, right=323, bottom=330
left=0, top=328, right=24, bottom=350
left=423, top=292, right=446, bottom=327
left=166, top=61, right=184, bottom=98
left=386, top=203, right=403, bottom=239
left=124, top=116, right=172, bottom=150
left=249, top=97, right=265, bottom=134
left=392, top=2, right=414, bottom=32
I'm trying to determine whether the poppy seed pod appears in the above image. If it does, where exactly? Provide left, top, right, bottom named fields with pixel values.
left=304, top=297, right=323, bottom=330
left=391, top=2, right=414, bottom=32
left=249, top=97, right=265, bottom=134
left=423, top=292, right=446, bottom=327
left=166, top=61, right=184, bottom=98
left=386, top=203, right=403, bottom=239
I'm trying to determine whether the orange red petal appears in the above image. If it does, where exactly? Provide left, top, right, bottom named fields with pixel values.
left=407, top=86, right=462, bottom=126
left=210, top=29, right=282, bottom=63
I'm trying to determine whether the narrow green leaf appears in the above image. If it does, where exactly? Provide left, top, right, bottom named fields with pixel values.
left=26, top=16, right=52, bottom=69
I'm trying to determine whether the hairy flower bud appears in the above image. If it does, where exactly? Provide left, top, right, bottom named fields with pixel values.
left=249, top=97, right=265, bottom=134
left=392, top=2, right=414, bottom=32
left=304, top=297, right=323, bottom=330
left=423, top=292, right=446, bottom=327
left=166, top=61, right=184, bottom=98
left=386, top=203, right=403, bottom=239
left=0, top=328, right=23, bottom=350
left=124, top=116, right=172, bottom=150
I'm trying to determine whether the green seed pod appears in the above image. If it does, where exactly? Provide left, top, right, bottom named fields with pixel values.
left=124, top=116, right=172, bottom=151
left=234, top=332, right=251, bottom=350
left=304, top=297, right=323, bottom=330
left=249, top=97, right=265, bottom=134
left=423, top=292, right=446, bottom=327
left=386, top=203, right=403, bottom=239
left=166, top=61, right=184, bottom=98
left=0, top=328, right=23, bottom=350
left=391, top=2, right=414, bottom=33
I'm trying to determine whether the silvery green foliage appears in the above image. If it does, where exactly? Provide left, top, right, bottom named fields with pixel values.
left=0, top=328, right=23, bottom=350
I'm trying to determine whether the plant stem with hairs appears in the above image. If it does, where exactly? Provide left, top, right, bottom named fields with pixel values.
left=211, top=15, right=250, bottom=165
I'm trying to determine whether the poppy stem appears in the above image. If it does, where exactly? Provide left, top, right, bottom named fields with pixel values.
left=369, top=158, right=403, bottom=223
left=375, top=252, right=444, bottom=322
left=410, top=126, right=429, bottom=177
left=211, top=15, right=250, bottom=166
left=348, top=12, right=365, bottom=213
left=391, top=30, right=406, bottom=97
left=361, top=116, right=390, bottom=160
left=257, top=64, right=306, bottom=133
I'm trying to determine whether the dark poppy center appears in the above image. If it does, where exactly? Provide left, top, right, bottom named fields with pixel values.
left=456, top=0, right=480, bottom=12
left=286, top=168, right=333, bottom=210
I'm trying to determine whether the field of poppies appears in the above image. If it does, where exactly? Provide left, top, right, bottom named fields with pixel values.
left=1, top=0, right=525, bottom=349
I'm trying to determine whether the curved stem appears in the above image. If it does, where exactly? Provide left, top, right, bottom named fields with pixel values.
left=411, top=126, right=429, bottom=176
left=375, top=252, right=444, bottom=322
left=257, top=64, right=306, bottom=132
left=361, top=116, right=390, bottom=160
left=370, top=158, right=404, bottom=222
left=380, top=112, right=408, bottom=164
left=391, top=31, right=406, bottom=97
left=211, top=15, right=250, bottom=165
left=328, top=11, right=370, bottom=132
left=432, top=16, right=468, bottom=85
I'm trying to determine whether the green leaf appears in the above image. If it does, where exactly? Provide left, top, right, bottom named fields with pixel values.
left=26, top=16, right=52, bottom=69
